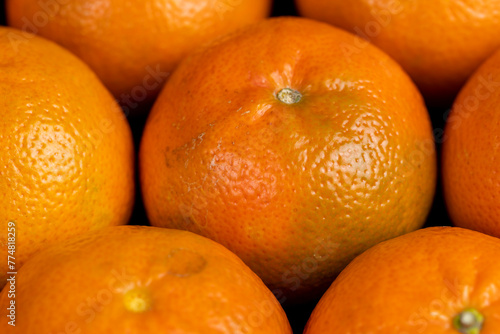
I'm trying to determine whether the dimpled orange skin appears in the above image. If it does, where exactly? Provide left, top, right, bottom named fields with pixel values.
left=442, top=48, right=500, bottom=238
left=296, top=0, right=500, bottom=105
left=139, top=17, right=437, bottom=303
left=0, top=27, right=134, bottom=288
left=0, top=226, right=292, bottom=334
left=6, top=0, right=271, bottom=106
left=304, top=227, right=500, bottom=333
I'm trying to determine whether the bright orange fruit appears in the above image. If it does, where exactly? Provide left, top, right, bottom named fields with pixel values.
left=304, top=227, right=500, bottom=334
left=296, top=0, right=500, bottom=105
left=0, top=27, right=134, bottom=288
left=0, top=226, right=292, bottom=334
left=6, top=0, right=272, bottom=110
left=442, top=48, right=500, bottom=238
left=139, top=17, right=437, bottom=303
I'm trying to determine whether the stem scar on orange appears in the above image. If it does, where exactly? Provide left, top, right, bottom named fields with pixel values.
left=304, top=227, right=500, bottom=334
left=139, top=17, right=437, bottom=304
left=0, top=226, right=292, bottom=333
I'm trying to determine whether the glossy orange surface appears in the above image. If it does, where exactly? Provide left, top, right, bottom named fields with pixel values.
left=140, top=17, right=437, bottom=303
left=296, top=0, right=500, bottom=105
left=0, top=226, right=292, bottom=334
left=6, top=0, right=272, bottom=106
left=304, top=227, right=500, bottom=333
left=443, top=48, right=500, bottom=238
left=0, top=27, right=134, bottom=287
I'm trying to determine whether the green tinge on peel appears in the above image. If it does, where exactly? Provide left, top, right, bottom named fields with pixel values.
left=276, top=88, right=302, bottom=104
left=453, top=308, right=484, bottom=334
left=123, top=288, right=152, bottom=313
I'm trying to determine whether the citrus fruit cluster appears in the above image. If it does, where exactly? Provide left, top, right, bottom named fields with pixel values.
left=1, top=0, right=500, bottom=333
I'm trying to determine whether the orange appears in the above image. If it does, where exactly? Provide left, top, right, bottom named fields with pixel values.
left=304, top=226, right=500, bottom=333
left=296, top=0, right=500, bottom=105
left=0, top=27, right=134, bottom=288
left=6, top=0, right=272, bottom=111
left=0, top=225, right=292, bottom=334
left=442, top=48, right=500, bottom=238
left=139, top=17, right=437, bottom=303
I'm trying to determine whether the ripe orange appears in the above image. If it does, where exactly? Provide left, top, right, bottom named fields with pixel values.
left=296, top=0, right=500, bottom=105
left=139, top=17, right=437, bottom=303
left=442, top=48, right=500, bottom=238
left=0, top=27, right=134, bottom=288
left=0, top=225, right=292, bottom=334
left=6, top=0, right=272, bottom=111
left=304, top=226, right=500, bottom=333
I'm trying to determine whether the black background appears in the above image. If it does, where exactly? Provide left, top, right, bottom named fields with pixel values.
left=1, top=0, right=452, bottom=332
